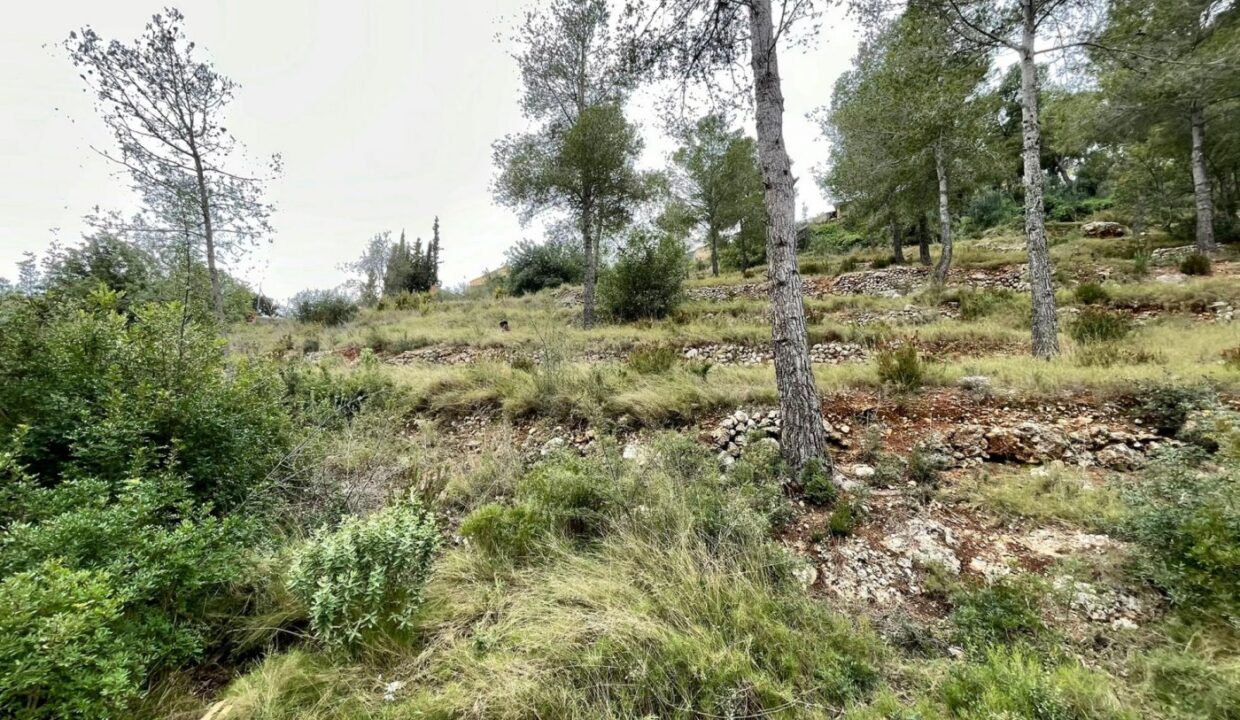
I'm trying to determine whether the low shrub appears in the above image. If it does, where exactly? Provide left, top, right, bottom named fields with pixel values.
left=799, top=257, right=830, bottom=275
left=801, top=458, right=838, bottom=506
left=290, top=289, right=358, bottom=326
left=956, top=288, right=1019, bottom=321
left=1136, top=645, right=1240, bottom=720
left=940, top=647, right=1131, bottom=720
left=1073, top=282, right=1110, bottom=305
left=876, top=344, right=925, bottom=392
left=838, top=255, right=862, bottom=273
left=1131, top=383, right=1215, bottom=436
left=951, top=574, right=1049, bottom=653
left=828, top=494, right=861, bottom=535
left=1122, top=450, right=1240, bottom=626
left=598, top=229, right=686, bottom=322
left=1180, top=253, right=1212, bottom=276
left=871, top=255, right=894, bottom=269
left=459, top=504, right=545, bottom=561
left=504, top=237, right=584, bottom=296
left=626, top=343, right=679, bottom=374
left=1069, top=308, right=1132, bottom=344
left=288, top=498, right=439, bottom=651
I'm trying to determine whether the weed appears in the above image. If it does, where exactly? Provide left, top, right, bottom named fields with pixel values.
left=1074, top=282, right=1110, bottom=305
left=1131, top=383, right=1215, bottom=436
left=877, top=345, right=925, bottom=392
left=951, top=574, right=1050, bottom=653
left=1070, top=309, right=1132, bottom=344
left=626, top=343, right=679, bottom=374
left=801, top=458, right=838, bottom=506
left=1181, top=253, right=1212, bottom=276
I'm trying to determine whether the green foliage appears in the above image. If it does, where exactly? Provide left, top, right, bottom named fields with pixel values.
left=0, top=560, right=144, bottom=720
left=626, top=343, right=680, bottom=374
left=599, top=229, right=686, bottom=322
left=1131, top=383, right=1216, bottom=436
left=941, top=647, right=1131, bottom=720
left=505, top=237, right=584, bottom=296
left=801, top=458, right=839, bottom=506
left=951, top=575, right=1049, bottom=653
left=1137, top=645, right=1240, bottom=720
left=956, top=288, right=1020, bottom=321
left=876, top=344, right=926, bottom=392
left=1122, top=451, right=1240, bottom=626
left=1069, top=309, right=1132, bottom=344
left=290, top=289, right=358, bottom=326
left=805, top=221, right=865, bottom=255
left=459, top=504, right=545, bottom=561
left=288, top=499, right=439, bottom=651
left=1180, top=253, right=1212, bottom=276
left=828, top=494, right=861, bottom=536
left=1074, top=282, right=1110, bottom=305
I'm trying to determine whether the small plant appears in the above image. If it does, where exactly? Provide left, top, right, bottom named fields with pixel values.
left=956, top=288, right=1018, bottom=321
left=460, top=504, right=545, bottom=561
left=290, top=289, right=358, bottom=326
left=1073, top=281, right=1109, bottom=305
left=302, top=336, right=321, bottom=354
left=876, top=345, right=925, bottom=392
left=288, top=499, right=439, bottom=651
left=1222, top=346, right=1240, bottom=370
left=1180, top=252, right=1212, bottom=276
left=838, top=255, right=861, bottom=273
left=801, top=459, right=838, bottom=506
left=1132, top=383, right=1215, bottom=436
left=627, top=344, right=679, bottom=374
left=951, top=574, right=1049, bottom=652
left=798, top=258, right=830, bottom=275
left=1069, top=308, right=1131, bottom=344
left=827, top=494, right=861, bottom=535
left=1132, top=240, right=1152, bottom=277
left=871, top=255, right=894, bottom=269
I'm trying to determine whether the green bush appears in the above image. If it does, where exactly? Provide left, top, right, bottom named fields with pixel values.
left=460, top=504, right=546, bottom=561
left=505, top=237, right=584, bottom=296
left=871, top=255, right=894, bottom=269
left=0, top=561, right=144, bottom=720
left=520, top=453, right=627, bottom=541
left=1180, top=253, right=1212, bottom=276
left=1131, top=383, right=1215, bottom=436
left=956, top=288, right=1019, bottom=321
left=828, top=495, right=861, bottom=536
left=599, top=230, right=687, bottom=322
left=838, top=255, right=862, bottom=273
left=1073, top=282, right=1110, bottom=305
left=1137, top=646, right=1240, bottom=720
left=1069, top=308, right=1132, bottom=344
left=626, top=343, right=679, bottom=374
left=1122, top=451, right=1240, bottom=625
left=941, top=647, right=1131, bottom=720
left=801, top=458, right=838, bottom=506
left=289, top=289, right=358, bottom=326
left=289, top=499, right=439, bottom=651
left=876, top=345, right=925, bottom=392
left=951, top=575, right=1049, bottom=653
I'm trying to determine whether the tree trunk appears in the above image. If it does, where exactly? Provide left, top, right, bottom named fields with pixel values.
left=581, top=200, right=596, bottom=328
left=709, top=225, right=720, bottom=276
left=1190, top=104, right=1216, bottom=253
left=191, top=153, right=224, bottom=322
left=1019, top=1, right=1059, bottom=359
left=933, top=143, right=953, bottom=284
left=891, top=218, right=905, bottom=264
left=748, top=0, right=828, bottom=471
left=918, top=213, right=932, bottom=266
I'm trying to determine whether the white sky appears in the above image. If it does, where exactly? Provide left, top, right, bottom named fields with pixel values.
left=0, top=1, right=861, bottom=300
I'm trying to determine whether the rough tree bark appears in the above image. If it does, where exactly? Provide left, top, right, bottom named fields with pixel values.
left=749, top=0, right=828, bottom=470
left=709, top=225, right=721, bottom=276
left=1018, top=0, right=1059, bottom=359
left=933, top=143, right=953, bottom=284
left=190, top=148, right=224, bottom=322
left=891, top=218, right=905, bottom=264
left=918, top=214, right=932, bottom=265
left=1190, top=103, right=1217, bottom=253
left=581, top=197, right=597, bottom=327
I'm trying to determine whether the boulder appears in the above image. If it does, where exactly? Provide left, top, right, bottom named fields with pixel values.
left=1082, top=221, right=1126, bottom=238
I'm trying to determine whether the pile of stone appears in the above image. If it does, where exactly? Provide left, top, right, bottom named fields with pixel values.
left=388, top=344, right=512, bottom=365
left=708, top=408, right=852, bottom=464
left=851, top=304, right=951, bottom=326
left=1082, top=221, right=1126, bottom=238
left=683, top=342, right=868, bottom=366
left=921, top=416, right=1163, bottom=470
left=832, top=266, right=928, bottom=297
left=1151, top=245, right=1196, bottom=265
left=949, top=264, right=1029, bottom=291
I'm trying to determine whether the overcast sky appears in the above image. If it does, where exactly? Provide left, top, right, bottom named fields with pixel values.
left=0, top=1, right=861, bottom=300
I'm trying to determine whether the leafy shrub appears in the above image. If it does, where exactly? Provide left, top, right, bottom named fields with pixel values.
left=290, top=289, right=358, bottom=326
left=871, top=255, right=894, bottom=269
left=460, top=504, right=545, bottom=561
left=801, top=458, right=838, bottom=506
left=388, top=289, right=433, bottom=313
left=805, top=221, right=865, bottom=255
left=941, top=647, right=1130, bottom=720
left=828, top=495, right=861, bottom=535
left=505, top=237, right=584, bottom=296
left=1069, top=308, right=1132, bottom=344
left=876, top=345, right=925, bottom=392
left=1137, top=646, right=1240, bottom=720
left=1122, top=451, right=1240, bottom=625
left=289, top=499, right=439, bottom=651
left=519, top=453, right=627, bottom=540
left=0, top=561, right=144, bottom=720
left=951, top=575, right=1049, bottom=652
left=599, top=230, right=686, bottom=322
left=626, top=344, right=679, bottom=374
left=302, top=336, right=320, bottom=353
left=956, top=288, right=1019, bottom=321
left=1073, top=282, right=1110, bottom=305
left=1131, top=383, right=1215, bottom=436
left=1180, top=253, right=1212, bottom=276
left=838, top=255, right=862, bottom=273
